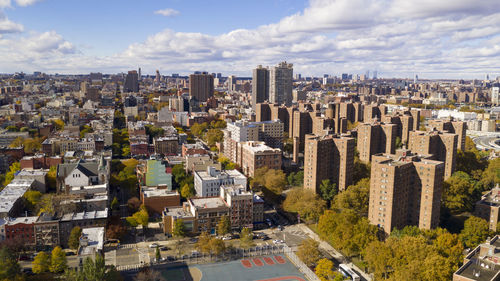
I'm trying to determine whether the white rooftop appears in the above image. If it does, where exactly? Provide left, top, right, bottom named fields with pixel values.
left=142, top=187, right=179, bottom=198
left=0, top=179, right=34, bottom=214
left=61, top=208, right=108, bottom=221
left=7, top=216, right=38, bottom=225
left=78, top=227, right=105, bottom=256
left=241, top=141, right=281, bottom=153
left=18, top=169, right=47, bottom=177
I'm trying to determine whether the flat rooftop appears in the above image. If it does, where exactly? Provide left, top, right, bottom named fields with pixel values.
left=142, top=187, right=179, bottom=198
left=61, top=208, right=108, bottom=221
left=456, top=259, right=499, bottom=281
left=78, top=227, right=105, bottom=256
left=190, top=197, right=227, bottom=209
left=164, top=206, right=193, bottom=219
left=0, top=179, right=34, bottom=213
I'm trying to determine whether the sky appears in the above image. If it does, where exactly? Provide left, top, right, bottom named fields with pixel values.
left=0, top=0, right=499, bottom=79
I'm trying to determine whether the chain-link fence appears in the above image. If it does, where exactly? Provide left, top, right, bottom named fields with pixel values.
left=283, top=245, right=321, bottom=281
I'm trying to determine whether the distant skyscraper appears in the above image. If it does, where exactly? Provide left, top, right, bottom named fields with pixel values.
left=492, top=87, right=500, bottom=105
left=365, top=70, right=370, bottom=79
left=414, top=74, right=419, bottom=84
left=269, top=61, right=293, bottom=106
left=228, top=75, right=236, bottom=92
left=189, top=72, right=214, bottom=102
left=373, top=70, right=378, bottom=79
left=155, top=70, right=160, bottom=84
left=123, top=70, right=139, bottom=92
left=138, top=67, right=141, bottom=80
left=252, top=65, right=269, bottom=110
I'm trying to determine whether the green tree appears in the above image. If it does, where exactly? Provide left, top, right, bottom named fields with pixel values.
left=173, top=219, right=186, bottom=238
left=240, top=227, right=254, bottom=249
left=217, top=215, right=231, bottom=236
left=443, top=171, right=479, bottom=213
left=50, top=246, right=68, bottom=273
left=352, top=154, right=371, bottom=184
left=333, top=178, right=370, bottom=215
left=315, top=258, right=335, bottom=281
left=155, top=247, right=161, bottom=262
left=319, top=179, right=337, bottom=204
left=480, top=158, right=500, bottom=188
left=460, top=216, right=491, bottom=248
left=68, top=226, right=82, bottom=250
left=172, top=164, right=187, bottom=185
left=180, top=183, right=195, bottom=199
left=0, top=247, right=22, bottom=280
left=297, top=238, right=321, bottom=267
left=111, top=197, right=119, bottom=210
left=395, top=136, right=403, bottom=149
left=77, top=254, right=122, bottom=281
left=283, top=187, right=326, bottom=223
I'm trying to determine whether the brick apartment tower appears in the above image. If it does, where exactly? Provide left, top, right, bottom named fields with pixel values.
left=304, top=134, right=355, bottom=193
left=368, top=149, right=445, bottom=234
left=408, top=130, right=457, bottom=180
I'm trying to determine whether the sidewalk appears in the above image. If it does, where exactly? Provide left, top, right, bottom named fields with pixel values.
left=296, top=224, right=372, bottom=281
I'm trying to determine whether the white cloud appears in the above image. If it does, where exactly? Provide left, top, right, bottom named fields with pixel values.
left=0, top=11, right=23, bottom=34
left=14, top=0, right=40, bottom=6
left=0, top=0, right=10, bottom=8
left=154, top=8, right=180, bottom=17
left=2, top=0, right=500, bottom=78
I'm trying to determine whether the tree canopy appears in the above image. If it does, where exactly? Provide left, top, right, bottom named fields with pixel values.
left=283, top=187, right=326, bottom=223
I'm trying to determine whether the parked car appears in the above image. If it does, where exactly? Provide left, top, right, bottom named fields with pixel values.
left=149, top=243, right=159, bottom=248
left=160, top=246, right=170, bottom=251
left=273, top=239, right=284, bottom=244
left=222, top=236, right=232, bottom=240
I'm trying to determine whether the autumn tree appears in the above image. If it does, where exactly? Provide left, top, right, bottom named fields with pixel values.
left=239, top=227, right=254, bottom=249
left=217, top=215, right=231, bottom=236
left=23, top=190, right=42, bottom=212
left=32, top=251, right=50, bottom=274
left=131, top=206, right=149, bottom=228
left=50, top=246, right=68, bottom=273
left=68, top=226, right=82, bottom=250
left=3, top=162, right=20, bottom=187
left=283, top=187, right=326, bottom=223
left=180, top=183, right=195, bottom=199
left=263, top=169, right=287, bottom=195
left=315, top=258, right=335, bottom=281
left=127, top=197, right=141, bottom=212
left=297, top=238, right=321, bottom=267
left=208, top=238, right=226, bottom=255
left=196, top=232, right=212, bottom=254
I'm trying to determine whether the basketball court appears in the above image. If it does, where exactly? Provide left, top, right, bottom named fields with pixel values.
left=159, top=255, right=307, bottom=281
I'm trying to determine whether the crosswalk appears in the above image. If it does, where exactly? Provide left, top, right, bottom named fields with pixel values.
left=285, top=229, right=308, bottom=238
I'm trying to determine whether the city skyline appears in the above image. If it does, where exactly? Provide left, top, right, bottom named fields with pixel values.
left=0, top=0, right=499, bottom=79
